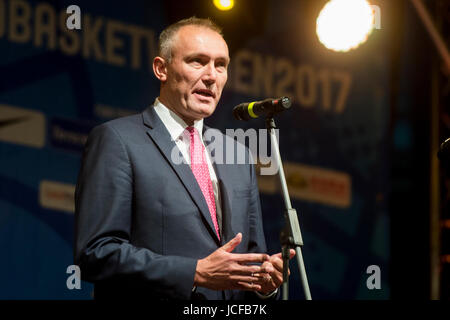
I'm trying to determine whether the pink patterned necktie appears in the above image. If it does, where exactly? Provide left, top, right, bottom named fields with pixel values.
left=185, top=126, right=220, bottom=240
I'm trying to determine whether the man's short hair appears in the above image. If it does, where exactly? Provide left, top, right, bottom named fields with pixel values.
left=158, top=16, right=224, bottom=61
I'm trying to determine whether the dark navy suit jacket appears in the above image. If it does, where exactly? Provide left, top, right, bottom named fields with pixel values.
left=74, top=105, right=268, bottom=300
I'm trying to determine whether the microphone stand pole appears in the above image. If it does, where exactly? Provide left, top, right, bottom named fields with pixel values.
left=266, top=116, right=312, bottom=300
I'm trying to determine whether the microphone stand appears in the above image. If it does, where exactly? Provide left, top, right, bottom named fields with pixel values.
left=265, top=116, right=312, bottom=300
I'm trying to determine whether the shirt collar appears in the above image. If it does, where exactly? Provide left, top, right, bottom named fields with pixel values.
left=153, top=97, right=204, bottom=141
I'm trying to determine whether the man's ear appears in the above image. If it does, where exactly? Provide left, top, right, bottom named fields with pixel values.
left=153, top=56, right=168, bottom=82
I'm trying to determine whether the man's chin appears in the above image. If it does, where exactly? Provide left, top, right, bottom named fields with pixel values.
left=191, top=103, right=216, bottom=118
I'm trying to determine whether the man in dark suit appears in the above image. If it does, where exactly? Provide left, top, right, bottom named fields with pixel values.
left=74, top=17, right=294, bottom=300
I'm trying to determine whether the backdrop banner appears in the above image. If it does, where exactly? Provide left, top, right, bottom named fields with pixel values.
left=0, top=0, right=390, bottom=299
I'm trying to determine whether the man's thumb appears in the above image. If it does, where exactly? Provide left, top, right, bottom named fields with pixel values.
left=222, top=233, right=242, bottom=253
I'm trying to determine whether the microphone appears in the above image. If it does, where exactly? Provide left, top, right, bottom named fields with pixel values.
left=233, top=97, right=292, bottom=121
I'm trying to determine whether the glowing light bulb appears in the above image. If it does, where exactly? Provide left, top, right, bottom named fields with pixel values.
left=213, top=0, right=234, bottom=11
left=316, top=0, right=375, bottom=52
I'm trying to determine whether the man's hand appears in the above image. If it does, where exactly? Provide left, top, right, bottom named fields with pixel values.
left=194, top=233, right=272, bottom=291
left=254, top=249, right=296, bottom=295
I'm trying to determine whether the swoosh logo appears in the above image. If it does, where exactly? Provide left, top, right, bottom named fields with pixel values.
left=0, top=105, right=45, bottom=148
left=0, top=116, right=30, bottom=129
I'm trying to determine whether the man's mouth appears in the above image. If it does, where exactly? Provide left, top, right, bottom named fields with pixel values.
left=193, top=89, right=215, bottom=99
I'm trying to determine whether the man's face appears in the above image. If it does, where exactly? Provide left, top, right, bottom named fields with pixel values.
left=159, top=25, right=230, bottom=124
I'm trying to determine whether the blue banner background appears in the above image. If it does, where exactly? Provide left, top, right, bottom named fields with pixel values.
left=0, top=0, right=390, bottom=299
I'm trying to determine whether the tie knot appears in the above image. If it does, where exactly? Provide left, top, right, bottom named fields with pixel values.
left=186, top=126, right=196, bottom=134
left=185, top=126, right=199, bottom=141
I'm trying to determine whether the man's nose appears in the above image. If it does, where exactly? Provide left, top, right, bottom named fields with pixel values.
left=202, top=62, right=217, bottom=85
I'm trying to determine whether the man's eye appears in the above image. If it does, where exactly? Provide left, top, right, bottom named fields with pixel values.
left=216, top=61, right=227, bottom=68
left=216, top=64, right=227, bottom=72
left=190, top=58, right=204, bottom=65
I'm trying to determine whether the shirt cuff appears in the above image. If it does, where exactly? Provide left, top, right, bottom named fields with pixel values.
left=255, top=288, right=278, bottom=299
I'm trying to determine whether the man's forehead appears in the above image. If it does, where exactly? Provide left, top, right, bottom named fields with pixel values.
left=173, top=25, right=229, bottom=56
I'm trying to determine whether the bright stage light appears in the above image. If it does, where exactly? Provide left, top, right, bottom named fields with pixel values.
left=316, top=0, right=375, bottom=52
left=213, top=0, right=234, bottom=11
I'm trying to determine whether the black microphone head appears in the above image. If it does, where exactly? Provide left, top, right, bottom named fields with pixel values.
left=232, top=103, right=250, bottom=121
left=233, top=97, right=292, bottom=121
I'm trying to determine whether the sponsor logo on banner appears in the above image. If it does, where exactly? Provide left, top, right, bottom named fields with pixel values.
left=50, top=118, right=95, bottom=153
left=0, top=104, right=46, bottom=148
left=257, top=161, right=351, bottom=208
left=39, top=180, right=75, bottom=213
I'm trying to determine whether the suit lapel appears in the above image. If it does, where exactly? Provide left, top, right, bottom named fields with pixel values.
left=216, top=177, right=234, bottom=246
left=203, top=125, right=235, bottom=245
left=142, top=107, right=220, bottom=244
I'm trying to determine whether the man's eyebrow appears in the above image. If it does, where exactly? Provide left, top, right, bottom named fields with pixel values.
left=185, top=53, right=230, bottom=62
left=215, top=55, right=230, bottom=66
